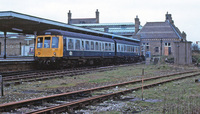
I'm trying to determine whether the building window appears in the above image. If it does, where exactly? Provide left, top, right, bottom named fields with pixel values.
left=165, top=43, right=171, bottom=46
left=146, top=43, right=150, bottom=51
left=155, top=47, right=159, bottom=53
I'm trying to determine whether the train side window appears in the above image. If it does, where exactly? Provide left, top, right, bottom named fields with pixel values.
left=95, top=42, right=99, bottom=50
left=102, top=43, right=104, bottom=51
left=112, top=43, right=114, bottom=51
left=133, top=46, right=135, bottom=52
left=120, top=45, right=123, bottom=52
left=109, top=43, right=111, bottom=51
left=44, top=37, right=51, bottom=48
left=75, top=39, right=80, bottom=50
left=82, top=40, right=84, bottom=50
left=131, top=46, right=133, bottom=52
left=136, top=46, right=138, bottom=53
left=91, top=41, right=94, bottom=50
left=85, top=41, right=90, bottom=50
left=37, top=37, right=43, bottom=48
left=122, top=45, right=124, bottom=52
left=52, top=37, right=59, bottom=48
left=128, top=46, right=130, bottom=52
left=99, top=42, right=101, bottom=51
left=118, top=44, right=120, bottom=52
left=125, top=45, right=127, bottom=52
left=105, top=43, right=108, bottom=51
left=68, top=39, right=74, bottom=50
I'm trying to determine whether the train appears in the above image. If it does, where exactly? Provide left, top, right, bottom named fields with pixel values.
left=34, top=29, right=141, bottom=68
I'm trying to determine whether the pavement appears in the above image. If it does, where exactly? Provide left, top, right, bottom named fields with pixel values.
left=0, top=56, right=34, bottom=62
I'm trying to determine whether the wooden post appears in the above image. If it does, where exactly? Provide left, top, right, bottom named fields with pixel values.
left=142, top=68, right=144, bottom=100
left=0, top=75, right=3, bottom=96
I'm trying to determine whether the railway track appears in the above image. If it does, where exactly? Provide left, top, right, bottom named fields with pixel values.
left=0, top=70, right=199, bottom=113
left=2, top=65, right=121, bottom=86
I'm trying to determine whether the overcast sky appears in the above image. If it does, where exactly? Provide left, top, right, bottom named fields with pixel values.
left=0, top=0, right=199, bottom=43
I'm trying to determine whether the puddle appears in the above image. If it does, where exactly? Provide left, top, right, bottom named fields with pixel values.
left=144, top=99, right=162, bottom=103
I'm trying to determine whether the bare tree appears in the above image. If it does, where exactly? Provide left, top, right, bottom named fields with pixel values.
left=192, top=43, right=200, bottom=53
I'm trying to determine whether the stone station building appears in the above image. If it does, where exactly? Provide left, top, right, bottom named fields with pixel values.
left=133, top=12, right=192, bottom=65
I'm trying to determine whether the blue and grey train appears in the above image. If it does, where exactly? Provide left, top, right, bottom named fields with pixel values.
left=35, top=29, right=141, bottom=68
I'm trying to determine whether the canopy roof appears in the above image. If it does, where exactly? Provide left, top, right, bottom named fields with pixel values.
left=0, top=11, right=139, bottom=42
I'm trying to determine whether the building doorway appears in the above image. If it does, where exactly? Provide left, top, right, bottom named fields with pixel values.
left=164, top=43, right=171, bottom=56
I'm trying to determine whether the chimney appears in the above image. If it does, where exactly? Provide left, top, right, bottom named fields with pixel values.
left=182, top=31, right=187, bottom=41
left=165, top=12, right=174, bottom=24
left=68, top=10, right=72, bottom=24
left=134, top=15, right=140, bottom=34
left=96, top=9, right=99, bottom=23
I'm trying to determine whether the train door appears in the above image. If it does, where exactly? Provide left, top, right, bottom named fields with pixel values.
left=81, top=39, right=84, bottom=57
left=102, top=42, right=105, bottom=57
left=63, top=37, right=67, bottom=56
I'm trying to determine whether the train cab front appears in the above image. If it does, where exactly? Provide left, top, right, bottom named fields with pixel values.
left=35, top=35, right=63, bottom=68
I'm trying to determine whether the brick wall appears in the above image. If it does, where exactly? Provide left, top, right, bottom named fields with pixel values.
left=140, top=38, right=180, bottom=57
left=0, top=38, right=34, bottom=56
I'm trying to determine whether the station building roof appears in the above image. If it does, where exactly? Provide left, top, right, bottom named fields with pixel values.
left=0, top=11, right=139, bottom=42
left=74, top=23, right=142, bottom=36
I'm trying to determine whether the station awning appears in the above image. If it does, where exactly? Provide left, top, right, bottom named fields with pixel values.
left=0, top=11, right=139, bottom=42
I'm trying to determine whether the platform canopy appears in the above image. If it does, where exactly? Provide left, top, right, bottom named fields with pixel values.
left=0, top=11, right=139, bottom=42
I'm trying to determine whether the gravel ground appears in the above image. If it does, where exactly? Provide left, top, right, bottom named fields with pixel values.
left=0, top=63, right=198, bottom=113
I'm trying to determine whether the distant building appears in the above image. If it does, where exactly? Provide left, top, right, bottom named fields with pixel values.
left=134, top=12, right=192, bottom=65
left=74, top=22, right=142, bottom=37
left=68, top=9, right=99, bottom=24
left=68, top=10, right=142, bottom=37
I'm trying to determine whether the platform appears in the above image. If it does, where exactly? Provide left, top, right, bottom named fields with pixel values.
left=0, top=56, right=34, bottom=62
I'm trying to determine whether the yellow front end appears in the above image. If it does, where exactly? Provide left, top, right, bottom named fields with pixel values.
left=35, top=35, right=63, bottom=58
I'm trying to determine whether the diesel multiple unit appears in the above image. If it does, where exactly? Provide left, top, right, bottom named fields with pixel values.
left=35, top=29, right=140, bottom=68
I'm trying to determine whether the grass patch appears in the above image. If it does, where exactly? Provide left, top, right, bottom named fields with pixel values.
left=128, top=76, right=200, bottom=113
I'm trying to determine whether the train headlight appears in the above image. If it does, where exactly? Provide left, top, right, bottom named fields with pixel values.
left=38, top=52, right=41, bottom=55
left=54, top=52, right=56, bottom=55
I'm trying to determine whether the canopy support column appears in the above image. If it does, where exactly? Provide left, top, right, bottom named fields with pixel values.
left=3, top=31, right=7, bottom=59
left=34, top=31, right=37, bottom=58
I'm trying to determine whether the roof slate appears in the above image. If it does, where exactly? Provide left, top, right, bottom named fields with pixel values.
left=137, top=21, right=183, bottom=39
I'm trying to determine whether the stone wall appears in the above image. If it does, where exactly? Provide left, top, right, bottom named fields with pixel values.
left=174, top=41, right=192, bottom=65
left=140, top=38, right=180, bottom=57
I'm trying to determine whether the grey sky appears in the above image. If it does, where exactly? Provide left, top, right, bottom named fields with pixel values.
left=0, top=0, right=199, bottom=42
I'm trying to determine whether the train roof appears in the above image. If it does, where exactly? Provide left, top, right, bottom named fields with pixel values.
left=39, top=29, right=115, bottom=42
left=39, top=29, right=139, bottom=43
